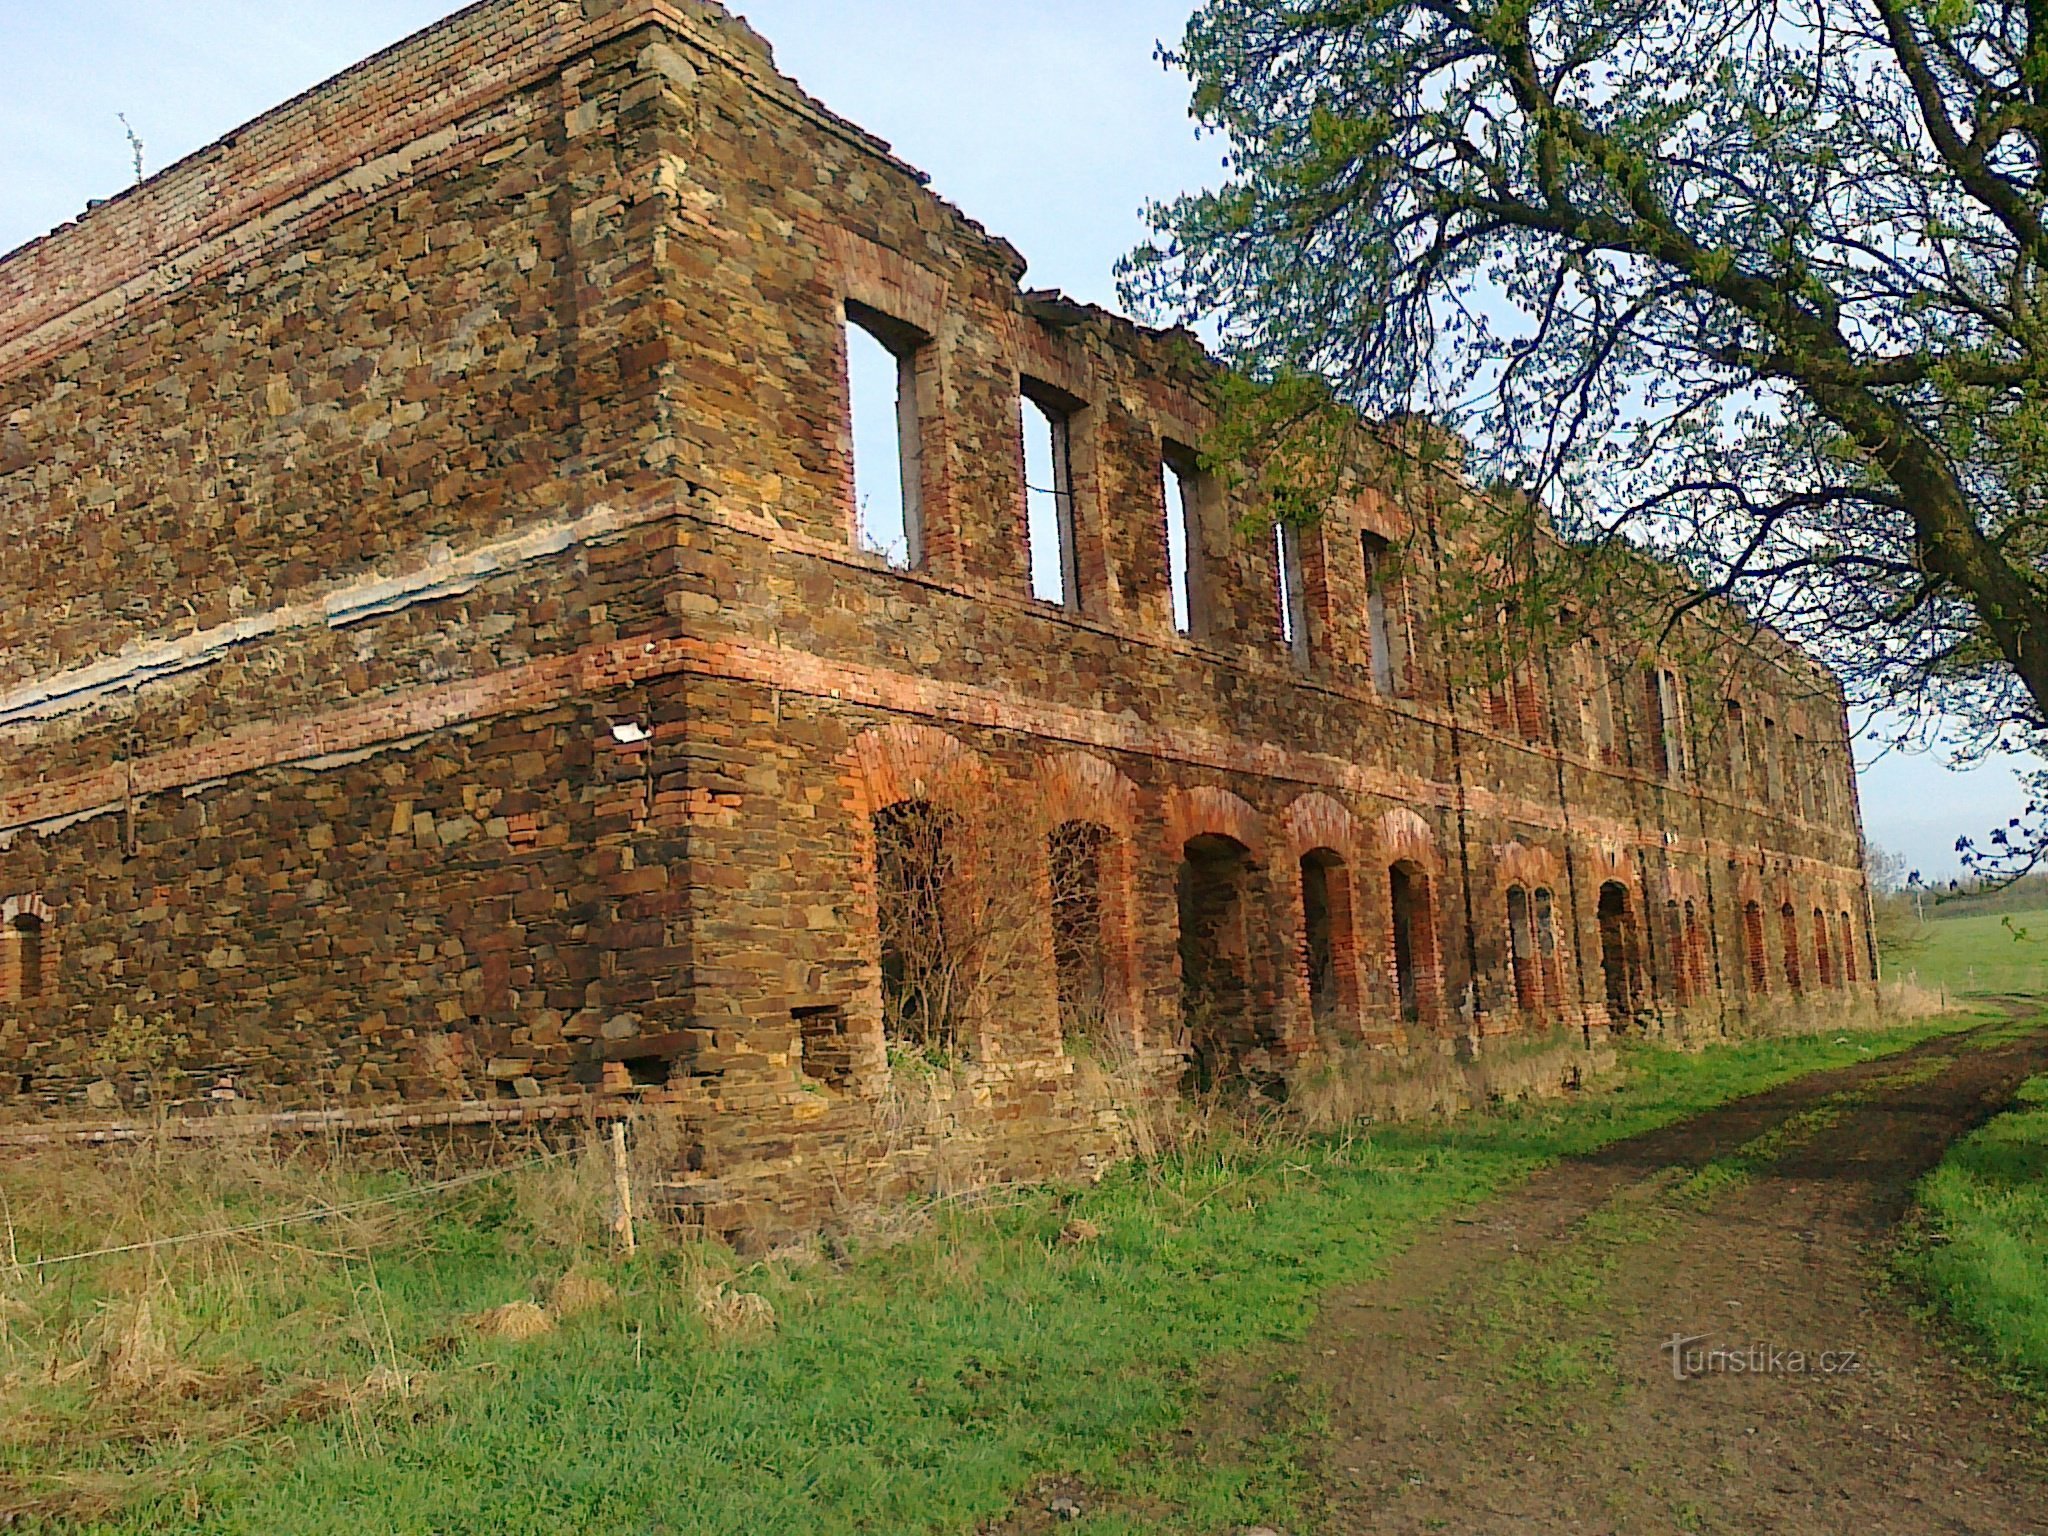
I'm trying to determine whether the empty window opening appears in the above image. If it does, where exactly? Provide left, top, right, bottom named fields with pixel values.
left=1742, top=901, right=1769, bottom=995
left=1836, top=911, right=1857, bottom=985
left=1050, top=821, right=1110, bottom=1041
left=794, top=1003, right=855, bottom=1089
left=1162, top=445, right=1204, bottom=636
left=1274, top=521, right=1309, bottom=664
left=1484, top=607, right=1516, bottom=733
left=1389, top=861, right=1439, bottom=1025
left=6, top=913, right=45, bottom=1006
left=1812, top=907, right=1834, bottom=989
left=1533, top=888, right=1563, bottom=1012
left=1780, top=902, right=1803, bottom=993
left=874, top=800, right=957, bottom=1055
left=1725, top=700, right=1748, bottom=793
left=1759, top=718, right=1781, bottom=803
left=1597, top=882, right=1644, bottom=1026
left=1021, top=385, right=1080, bottom=608
left=1299, top=849, right=1350, bottom=1028
left=1361, top=531, right=1403, bottom=695
left=1603, top=655, right=1635, bottom=765
left=845, top=301, right=926, bottom=570
left=1178, top=834, right=1261, bottom=1088
left=1648, top=668, right=1685, bottom=778
left=1581, top=641, right=1618, bottom=762
left=1498, top=608, right=1543, bottom=743
left=1513, top=668, right=1545, bottom=743
left=1508, top=886, right=1540, bottom=1012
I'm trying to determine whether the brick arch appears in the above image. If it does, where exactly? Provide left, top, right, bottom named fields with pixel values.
left=1374, top=806, right=1441, bottom=873
left=1275, top=793, right=1368, bottom=1047
left=1374, top=807, right=1447, bottom=1029
left=1277, top=792, right=1364, bottom=863
left=1585, top=842, right=1639, bottom=894
left=1493, top=838, right=1562, bottom=893
left=1494, top=843, right=1568, bottom=1017
left=1163, top=785, right=1265, bottom=858
left=1663, top=866, right=1707, bottom=907
left=841, top=721, right=989, bottom=820
left=1036, top=751, right=1139, bottom=839
left=1, top=892, right=55, bottom=1008
left=1035, top=752, right=1144, bottom=1050
left=1, top=893, right=51, bottom=926
left=840, top=723, right=1001, bottom=1074
left=1763, top=872, right=1801, bottom=913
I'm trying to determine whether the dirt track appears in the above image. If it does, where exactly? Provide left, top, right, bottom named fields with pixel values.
left=1006, top=1019, right=2048, bottom=1534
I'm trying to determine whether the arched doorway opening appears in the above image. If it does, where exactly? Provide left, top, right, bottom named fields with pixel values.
left=1507, top=885, right=1539, bottom=1012
left=873, top=799, right=958, bottom=1056
left=1178, top=833, right=1258, bottom=1088
left=1049, top=820, right=1110, bottom=1041
left=1299, top=848, right=1353, bottom=1030
left=1389, top=860, right=1439, bottom=1025
left=1597, top=882, right=1643, bottom=1025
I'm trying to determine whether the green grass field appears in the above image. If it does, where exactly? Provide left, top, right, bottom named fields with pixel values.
left=1901, top=1073, right=2048, bottom=1402
left=1884, top=905, right=2048, bottom=999
left=0, top=1019, right=1989, bottom=1535
left=1888, top=904, right=2048, bottom=1405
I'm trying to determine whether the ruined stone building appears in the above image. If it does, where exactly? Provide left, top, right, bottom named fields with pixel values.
left=0, top=0, right=1872, bottom=1228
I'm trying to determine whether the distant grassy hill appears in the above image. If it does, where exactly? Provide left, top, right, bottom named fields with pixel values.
left=1884, top=907, right=2048, bottom=999
left=1911, top=874, right=2048, bottom=922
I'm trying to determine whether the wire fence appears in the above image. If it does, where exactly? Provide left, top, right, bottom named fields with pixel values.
left=12, top=1146, right=571, bottom=1275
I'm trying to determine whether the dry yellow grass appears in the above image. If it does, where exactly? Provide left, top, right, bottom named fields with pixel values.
left=695, top=1283, right=776, bottom=1337
left=467, top=1300, right=555, bottom=1343
left=548, top=1267, right=617, bottom=1319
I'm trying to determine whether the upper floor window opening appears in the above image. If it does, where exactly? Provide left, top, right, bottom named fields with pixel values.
left=1648, top=666, right=1686, bottom=779
left=1484, top=605, right=1517, bottom=733
left=1361, top=530, right=1405, bottom=695
left=1161, top=441, right=1207, bottom=637
left=1724, top=699, right=1748, bottom=794
left=1580, top=638, right=1618, bottom=762
left=1273, top=519, right=1309, bottom=666
left=1604, top=653, right=1636, bottom=766
left=1020, top=379, right=1082, bottom=610
left=844, top=300, right=929, bottom=571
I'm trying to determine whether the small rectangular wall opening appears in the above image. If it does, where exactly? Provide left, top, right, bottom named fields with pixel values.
left=794, top=1003, right=855, bottom=1089
left=624, top=1055, right=673, bottom=1088
left=1021, top=382, right=1081, bottom=609
left=1161, top=443, right=1204, bottom=636
left=845, top=300, right=927, bottom=570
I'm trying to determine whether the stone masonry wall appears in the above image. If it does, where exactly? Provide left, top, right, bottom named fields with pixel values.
left=0, top=0, right=1875, bottom=1234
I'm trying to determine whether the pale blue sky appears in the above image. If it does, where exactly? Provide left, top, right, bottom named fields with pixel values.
left=0, top=0, right=2031, bottom=877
